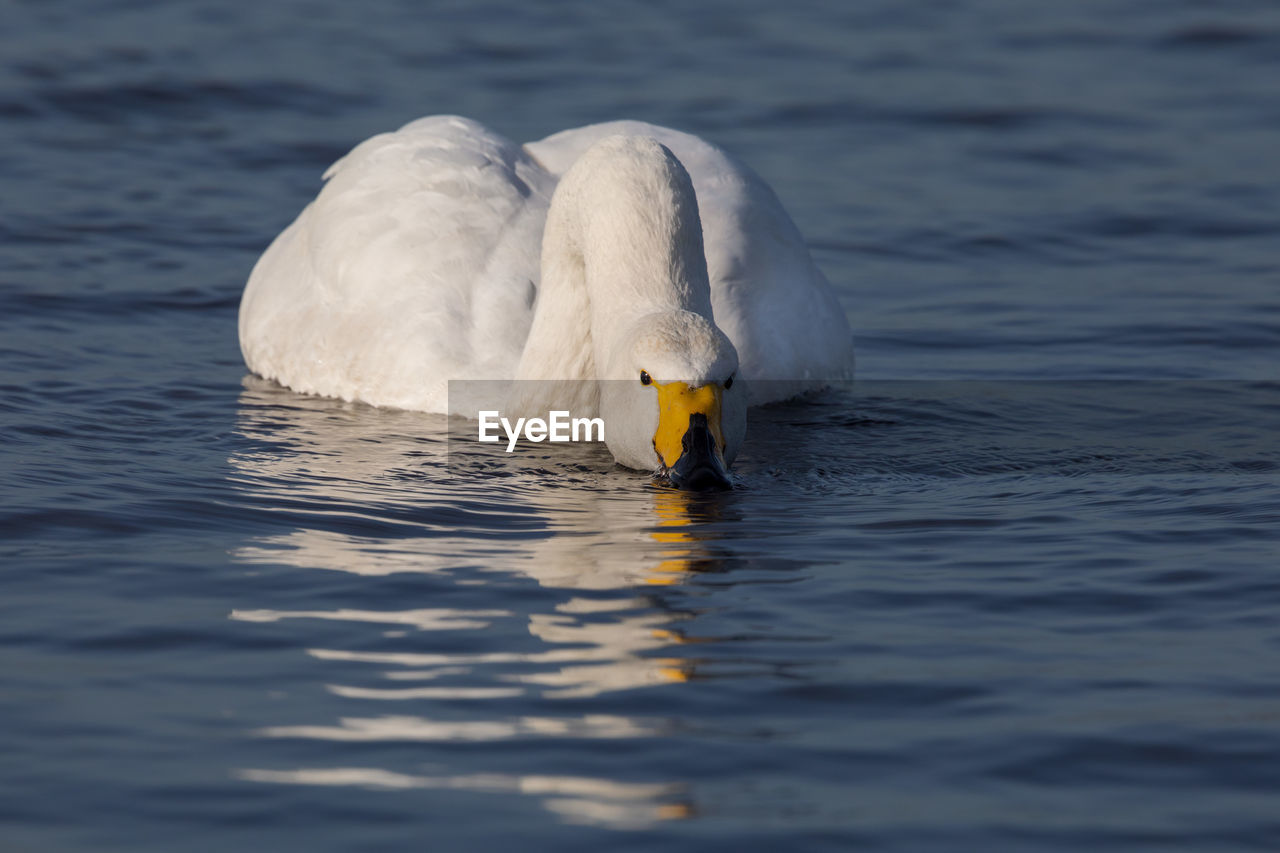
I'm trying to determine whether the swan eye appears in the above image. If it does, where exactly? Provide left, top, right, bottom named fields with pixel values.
left=640, top=370, right=652, bottom=386
left=724, top=374, right=734, bottom=390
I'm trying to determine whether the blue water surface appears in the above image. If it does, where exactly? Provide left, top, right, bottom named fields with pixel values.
left=3, top=1, right=1280, bottom=850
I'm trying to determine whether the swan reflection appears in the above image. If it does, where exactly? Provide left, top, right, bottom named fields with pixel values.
left=235, top=767, right=690, bottom=829
left=228, top=381, right=734, bottom=828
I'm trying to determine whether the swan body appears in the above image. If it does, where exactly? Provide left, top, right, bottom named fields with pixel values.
left=239, top=116, right=853, bottom=482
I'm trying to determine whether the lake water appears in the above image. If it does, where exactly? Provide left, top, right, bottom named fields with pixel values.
left=3, top=1, right=1280, bottom=850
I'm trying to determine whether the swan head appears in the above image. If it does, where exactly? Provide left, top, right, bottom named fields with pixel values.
left=599, top=310, right=746, bottom=490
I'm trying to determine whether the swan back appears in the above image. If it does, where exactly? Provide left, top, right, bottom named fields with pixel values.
left=240, top=116, right=553, bottom=411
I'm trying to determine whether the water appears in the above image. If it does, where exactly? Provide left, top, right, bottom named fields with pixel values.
left=3, top=1, right=1280, bottom=849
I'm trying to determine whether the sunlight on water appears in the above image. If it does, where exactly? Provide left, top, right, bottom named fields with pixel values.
left=230, top=608, right=511, bottom=630
left=253, top=714, right=660, bottom=741
left=235, top=768, right=689, bottom=830
left=227, top=383, right=728, bottom=828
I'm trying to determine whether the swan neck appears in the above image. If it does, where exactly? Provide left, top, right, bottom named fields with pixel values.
left=516, top=138, right=713, bottom=389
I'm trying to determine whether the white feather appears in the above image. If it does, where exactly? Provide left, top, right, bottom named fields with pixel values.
left=239, top=115, right=854, bottom=421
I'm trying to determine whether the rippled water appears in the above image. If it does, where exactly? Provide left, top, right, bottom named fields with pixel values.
left=4, top=1, right=1280, bottom=850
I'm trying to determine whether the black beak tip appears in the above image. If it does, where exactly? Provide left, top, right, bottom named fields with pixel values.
left=666, top=412, right=733, bottom=492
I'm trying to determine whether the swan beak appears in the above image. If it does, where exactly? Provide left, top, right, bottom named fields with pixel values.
left=653, top=382, right=732, bottom=491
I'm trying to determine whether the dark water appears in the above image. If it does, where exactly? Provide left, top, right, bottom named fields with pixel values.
left=4, top=1, right=1280, bottom=850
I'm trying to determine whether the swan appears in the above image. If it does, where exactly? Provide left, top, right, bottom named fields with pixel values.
left=239, top=116, right=853, bottom=489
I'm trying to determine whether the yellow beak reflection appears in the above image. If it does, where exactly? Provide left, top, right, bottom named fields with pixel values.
left=652, top=382, right=731, bottom=491
left=646, top=487, right=701, bottom=586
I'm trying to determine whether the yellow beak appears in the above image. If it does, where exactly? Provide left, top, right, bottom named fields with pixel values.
left=652, top=382, right=731, bottom=490
left=653, top=382, right=723, bottom=467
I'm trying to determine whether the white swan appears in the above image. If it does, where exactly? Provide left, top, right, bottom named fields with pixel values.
left=240, top=116, right=853, bottom=488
